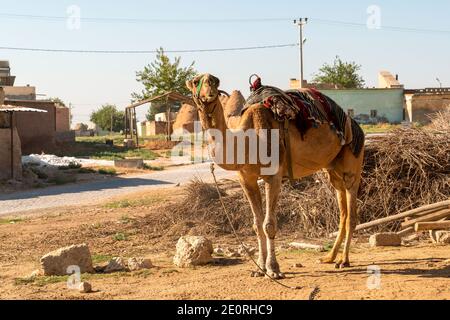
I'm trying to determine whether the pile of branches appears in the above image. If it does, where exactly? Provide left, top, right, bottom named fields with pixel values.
left=142, top=112, right=449, bottom=238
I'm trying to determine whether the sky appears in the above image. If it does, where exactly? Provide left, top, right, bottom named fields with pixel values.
left=0, top=0, right=449, bottom=124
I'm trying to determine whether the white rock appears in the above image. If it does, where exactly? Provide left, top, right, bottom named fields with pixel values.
left=104, top=257, right=127, bottom=273
left=173, top=236, right=213, bottom=267
left=237, top=244, right=256, bottom=256
left=40, top=244, right=94, bottom=276
left=127, top=257, right=153, bottom=271
left=30, top=269, right=43, bottom=278
left=227, top=251, right=241, bottom=258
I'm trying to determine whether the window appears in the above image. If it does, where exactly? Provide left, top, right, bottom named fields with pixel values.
left=347, top=109, right=355, bottom=117
left=370, top=110, right=378, bottom=118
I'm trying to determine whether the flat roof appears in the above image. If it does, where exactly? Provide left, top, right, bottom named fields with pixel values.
left=0, top=105, right=48, bottom=113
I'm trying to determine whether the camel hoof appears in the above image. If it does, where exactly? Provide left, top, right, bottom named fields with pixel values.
left=251, top=270, right=265, bottom=278
left=335, top=262, right=351, bottom=269
left=265, top=271, right=285, bottom=280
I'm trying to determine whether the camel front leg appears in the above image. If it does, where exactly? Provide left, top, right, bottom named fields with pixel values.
left=238, top=172, right=267, bottom=277
left=263, top=174, right=284, bottom=279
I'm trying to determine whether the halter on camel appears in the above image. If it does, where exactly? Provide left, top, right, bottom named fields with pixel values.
left=192, top=75, right=229, bottom=119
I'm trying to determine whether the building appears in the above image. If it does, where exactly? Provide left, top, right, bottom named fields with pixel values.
left=404, top=88, right=450, bottom=124
left=321, top=88, right=404, bottom=124
left=289, top=71, right=405, bottom=124
left=0, top=89, right=47, bottom=180
left=378, top=71, right=404, bottom=89
left=0, top=60, right=73, bottom=154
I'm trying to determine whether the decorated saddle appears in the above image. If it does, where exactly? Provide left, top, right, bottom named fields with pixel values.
left=243, top=75, right=364, bottom=157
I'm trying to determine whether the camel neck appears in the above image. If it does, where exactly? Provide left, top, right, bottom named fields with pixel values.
left=198, top=98, right=242, bottom=171
left=198, top=98, right=228, bottom=134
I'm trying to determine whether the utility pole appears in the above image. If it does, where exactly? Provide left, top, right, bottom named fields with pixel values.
left=294, top=18, right=308, bottom=88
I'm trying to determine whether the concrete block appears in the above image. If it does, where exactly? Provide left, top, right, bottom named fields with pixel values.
left=369, top=233, right=402, bottom=247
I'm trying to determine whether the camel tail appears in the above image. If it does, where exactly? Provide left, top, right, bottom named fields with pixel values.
left=321, top=94, right=365, bottom=158
left=349, top=118, right=365, bottom=157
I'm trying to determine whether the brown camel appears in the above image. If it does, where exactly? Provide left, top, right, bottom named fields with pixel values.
left=186, top=74, right=365, bottom=279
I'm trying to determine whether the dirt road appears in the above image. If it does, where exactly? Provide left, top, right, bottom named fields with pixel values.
left=0, top=162, right=233, bottom=217
left=0, top=193, right=448, bottom=300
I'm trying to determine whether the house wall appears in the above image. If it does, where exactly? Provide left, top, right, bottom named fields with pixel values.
left=0, top=127, right=22, bottom=180
left=409, top=93, right=450, bottom=124
left=3, top=86, right=36, bottom=100
left=6, top=100, right=56, bottom=154
left=55, top=107, right=70, bottom=132
left=137, top=121, right=147, bottom=137
left=320, top=88, right=404, bottom=123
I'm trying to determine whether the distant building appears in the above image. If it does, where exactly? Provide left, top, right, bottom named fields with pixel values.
left=404, top=88, right=450, bottom=124
left=289, top=71, right=405, bottom=124
left=378, top=71, right=404, bottom=89
left=321, top=88, right=404, bottom=124
left=0, top=60, right=73, bottom=153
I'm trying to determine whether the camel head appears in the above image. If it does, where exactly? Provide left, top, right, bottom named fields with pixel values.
left=186, top=73, right=221, bottom=106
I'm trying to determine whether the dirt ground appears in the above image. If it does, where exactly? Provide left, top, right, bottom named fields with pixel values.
left=0, top=188, right=449, bottom=300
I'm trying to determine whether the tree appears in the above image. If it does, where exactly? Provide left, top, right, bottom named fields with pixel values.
left=312, top=56, right=365, bottom=89
left=132, top=47, right=197, bottom=121
left=90, top=104, right=125, bottom=133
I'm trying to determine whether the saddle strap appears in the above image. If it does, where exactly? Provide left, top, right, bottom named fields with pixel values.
left=283, top=119, right=295, bottom=181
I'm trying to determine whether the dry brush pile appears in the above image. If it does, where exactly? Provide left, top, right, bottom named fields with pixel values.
left=140, top=111, right=450, bottom=238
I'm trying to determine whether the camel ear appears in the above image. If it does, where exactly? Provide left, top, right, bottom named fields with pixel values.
left=210, top=75, right=220, bottom=88
left=186, top=79, right=195, bottom=91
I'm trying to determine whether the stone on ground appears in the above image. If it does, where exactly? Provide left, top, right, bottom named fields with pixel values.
left=173, top=236, right=213, bottom=267
left=369, top=233, right=402, bottom=247
left=127, top=257, right=153, bottom=271
left=40, top=244, right=94, bottom=276
left=104, top=257, right=127, bottom=273
left=78, top=282, right=92, bottom=293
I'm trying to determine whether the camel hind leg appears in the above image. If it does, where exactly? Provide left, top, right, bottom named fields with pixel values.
left=319, top=173, right=348, bottom=264
left=321, top=145, right=364, bottom=268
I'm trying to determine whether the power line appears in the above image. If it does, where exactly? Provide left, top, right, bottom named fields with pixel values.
left=0, top=43, right=298, bottom=54
left=0, top=13, right=291, bottom=23
left=0, top=12, right=449, bottom=34
left=311, top=18, right=450, bottom=35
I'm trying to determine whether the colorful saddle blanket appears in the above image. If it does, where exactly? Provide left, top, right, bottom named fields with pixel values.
left=243, top=85, right=364, bottom=157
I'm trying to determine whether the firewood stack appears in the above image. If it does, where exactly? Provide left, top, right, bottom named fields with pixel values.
left=330, top=200, right=450, bottom=244
left=397, top=200, right=450, bottom=243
